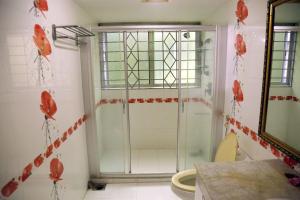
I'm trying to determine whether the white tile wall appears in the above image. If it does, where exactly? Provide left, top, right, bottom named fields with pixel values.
left=0, top=0, right=95, bottom=199
left=204, top=0, right=277, bottom=161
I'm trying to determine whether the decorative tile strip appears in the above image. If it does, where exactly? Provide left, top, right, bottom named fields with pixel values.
left=269, top=95, right=300, bottom=103
left=0, top=114, right=88, bottom=198
left=226, top=116, right=299, bottom=168
left=95, top=97, right=213, bottom=109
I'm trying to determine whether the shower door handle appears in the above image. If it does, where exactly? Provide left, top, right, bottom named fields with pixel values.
left=181, top=102, right=184, bottom=112
left=122, top=99, right=126, bottom=114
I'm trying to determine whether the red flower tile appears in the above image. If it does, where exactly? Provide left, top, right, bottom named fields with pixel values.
left=242, top=126, right=249, bottom=135
left=109, top=99, right=118, bottom=104
left=259, top=139, right=269, bottom=149
left=73, top=122, right=78, bottom=131
left=137, top=98, right=145, bottom=103
left=164, top=98, right=172, bottom=103
left=44, top=144, right=53, bottom=158
left=293, top=96, right=299, bottom=102
left=270, top=96, right=277, bottom=100
left=283, top=156, right=298, bottom=168
left=286, top=96, right=293, bottom=100
left=236, top=121, right=242, bottom=130
left=78, top=118, right=82, bottom=126
left=100, top=99, right=108, bottom=104
left=61, top=131, right=68, bottom=142
left=146, top=98, right=154, bottom=103
left=68, top=127, right=73, bottom=135
left=250, top=130, right=258, bottom=141
left=34, top=154, right=44, bottom=167
left=1, top=179, right=18, bottom=197
left=155, top=98, right=163, bottom=103
left=21, top=163, right=33, bottom=182
left=53, top=138, right=61, bottom=149
left=270, top=146, right=280, bottom=158
left=277, top=96, right=284, bottom=100
left=128, top=98, right=136, bottom=103
left=82, top=114, right=88, bottom=122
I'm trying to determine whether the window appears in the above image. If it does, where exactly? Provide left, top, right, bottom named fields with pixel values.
left=271, top=29, right=297, bottom=86
left=99, top=31, right=211, bottom=89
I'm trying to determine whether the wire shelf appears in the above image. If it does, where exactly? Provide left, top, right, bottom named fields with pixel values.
left=52, top=24, right=95, bottom=46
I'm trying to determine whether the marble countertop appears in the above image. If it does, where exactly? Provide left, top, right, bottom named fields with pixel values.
left=195, top=159, right=300, bottom=200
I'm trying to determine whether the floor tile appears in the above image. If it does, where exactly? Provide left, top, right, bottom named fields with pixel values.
left=84, top=182, right=181, bottom=200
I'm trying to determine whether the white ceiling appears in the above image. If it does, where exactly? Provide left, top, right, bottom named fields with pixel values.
left=73, top=0, right=229, bottom=23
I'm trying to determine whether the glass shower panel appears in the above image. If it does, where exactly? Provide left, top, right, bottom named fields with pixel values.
left=127, top=31, right=178, bottom=174
left=178, top=30, right=216, bottom=170
left=97, top=32, right=129, bottom=173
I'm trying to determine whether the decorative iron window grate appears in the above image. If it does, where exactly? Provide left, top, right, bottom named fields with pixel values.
left=271, top=30, right=297, bottom=86
left=99, top=31, right=212, bottom=89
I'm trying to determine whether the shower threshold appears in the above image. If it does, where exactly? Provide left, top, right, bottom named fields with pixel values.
left=91, top=173, right=174, bottom=184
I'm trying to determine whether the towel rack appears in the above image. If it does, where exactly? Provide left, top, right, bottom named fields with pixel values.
left=52, top=24, right=95, bottom=46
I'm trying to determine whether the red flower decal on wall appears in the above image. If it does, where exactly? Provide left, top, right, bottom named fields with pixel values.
left=40, top=90, right=57, bottom=120
left=232, top=80, right=244, bottom=104
left=50, top=158, right=64, bottom=200
left=49, top=158, right=64, bottom=183
left=235, top=34, right=247, bottom=56
left=30, top=0, right=48, bottom=17
left=235, top=0, right=248, bottom=25
left=33, top=24, right=52, bottom=60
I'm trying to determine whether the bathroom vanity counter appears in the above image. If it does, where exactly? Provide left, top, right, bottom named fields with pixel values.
left=195, top=159, right=300, bottom=200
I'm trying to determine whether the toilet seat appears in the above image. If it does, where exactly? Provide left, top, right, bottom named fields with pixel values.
left=171, top=169, right=196, bottom=192
left=214, top=132, right=238, bottom=162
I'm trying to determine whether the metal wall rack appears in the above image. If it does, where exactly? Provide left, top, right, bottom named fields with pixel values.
left=52, top=24, right=95, bottom=46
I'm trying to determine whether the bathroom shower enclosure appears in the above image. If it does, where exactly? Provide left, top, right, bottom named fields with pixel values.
left=82, top=25, right=225, bottom=177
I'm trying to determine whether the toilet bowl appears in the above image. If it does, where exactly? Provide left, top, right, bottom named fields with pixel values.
left=171, top=169, right=196, bottom=200
left=171, top=132, right=246, bottom=200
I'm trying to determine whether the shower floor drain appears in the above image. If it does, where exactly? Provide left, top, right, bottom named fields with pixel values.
left=88, top=181, right=107, bottom=191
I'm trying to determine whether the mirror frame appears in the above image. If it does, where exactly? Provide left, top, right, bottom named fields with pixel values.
left=259, top=0, right=300, bottom=162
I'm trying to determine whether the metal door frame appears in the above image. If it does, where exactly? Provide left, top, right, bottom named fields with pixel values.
left=88, top=25, right=219, bottom=178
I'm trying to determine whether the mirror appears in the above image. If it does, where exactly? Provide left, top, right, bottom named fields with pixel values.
left=259, top=0, right=300, bottom=162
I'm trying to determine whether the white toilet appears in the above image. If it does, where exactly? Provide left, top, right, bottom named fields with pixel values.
left=171, top=132, right=245, bottom=200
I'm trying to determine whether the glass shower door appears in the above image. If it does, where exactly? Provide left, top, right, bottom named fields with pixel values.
left=125, top=31, right=178, bottom=174
left=96, top=32, right=130, bottom=173
left=178, top=30, right=216, bottom=170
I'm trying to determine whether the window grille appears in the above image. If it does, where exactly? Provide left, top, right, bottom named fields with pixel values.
left=99, top=31, right=212, bottom=89
left=271, top=30, right=297, bottom=86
